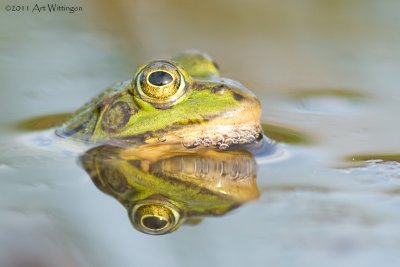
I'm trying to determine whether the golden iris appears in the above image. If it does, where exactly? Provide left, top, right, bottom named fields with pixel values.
left=130, top=201, right=181, bottom=235
left=134, top=61, right=187, bottom=108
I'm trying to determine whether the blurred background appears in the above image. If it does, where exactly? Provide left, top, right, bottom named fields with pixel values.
left=1, top=1, right=400, bottom=266
left=2, top=0, right=400, bottom=158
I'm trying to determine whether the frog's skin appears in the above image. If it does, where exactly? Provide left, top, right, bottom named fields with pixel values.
left=56, top=51, right=262, bottom=149
left=80, top=144, right=259, bottom=235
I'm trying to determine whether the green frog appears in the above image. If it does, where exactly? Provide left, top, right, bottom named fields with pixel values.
left=81, top=144, right=259, bottom=235
left=13, top=51, right=269, bottom=235
left=56, top=51, right=263, bottom=150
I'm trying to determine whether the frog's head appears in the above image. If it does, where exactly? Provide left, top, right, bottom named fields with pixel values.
left=57, top=51, right=262, bottom=149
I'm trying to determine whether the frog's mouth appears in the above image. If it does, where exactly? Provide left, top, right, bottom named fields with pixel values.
left=129, top=97, right=264, bottom=150
left=177, top=116, right=263, bottom=150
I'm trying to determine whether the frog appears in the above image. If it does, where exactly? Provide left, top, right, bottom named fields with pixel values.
left=80, top=144, right=259, bottom=235
left=56, top=50, right=264, bottom=150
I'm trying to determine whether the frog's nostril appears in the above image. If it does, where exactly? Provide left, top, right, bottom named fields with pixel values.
left=232, top=92, right=244, bottom=101
left=212, top=85, right=227, bottom=95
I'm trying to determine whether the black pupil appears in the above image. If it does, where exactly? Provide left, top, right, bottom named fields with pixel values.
left=148, top=71, right=173, bottom=86
left=143, top=216, right=168, bottom=230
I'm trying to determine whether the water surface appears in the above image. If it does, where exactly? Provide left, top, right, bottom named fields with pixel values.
left=1, top=1, right=400, bottom=267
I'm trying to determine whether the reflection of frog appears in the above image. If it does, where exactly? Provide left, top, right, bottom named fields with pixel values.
left=80, top=144, right=259, bottom=235
left=57, top=51, right=263, bottom=150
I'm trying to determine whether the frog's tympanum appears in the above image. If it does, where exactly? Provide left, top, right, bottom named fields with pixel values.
left=57, top=51, right=263, bottom=150
left=81, top=144, right=259, bottom=235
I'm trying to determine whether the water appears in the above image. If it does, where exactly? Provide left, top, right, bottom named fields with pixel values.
left=1, top=1, right=400, bottom=266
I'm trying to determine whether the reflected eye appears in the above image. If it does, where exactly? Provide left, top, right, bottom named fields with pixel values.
left=134, top=61, right=189, bottom=109
left=130, top=200, right=181, bottom=235
left=142, top=215, right=168, bottom=230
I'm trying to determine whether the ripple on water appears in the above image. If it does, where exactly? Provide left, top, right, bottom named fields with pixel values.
left=0, top=162, right=14, bottom=172
left=346, top=153, right=400, bottom=164
left=262, top=123, right=314, bottom=145
left=339, top=160, right=400, bottom=191
left=338, top=153, right=400, bottom=191
left=288, top=88, right=369, bottom=114
left=341, top=153, right=400, bottom=182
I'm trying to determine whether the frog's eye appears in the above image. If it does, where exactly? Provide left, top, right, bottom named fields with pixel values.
left=129, top=200, right=181, bottom=235
left=134, top=61, right=188, bottom=109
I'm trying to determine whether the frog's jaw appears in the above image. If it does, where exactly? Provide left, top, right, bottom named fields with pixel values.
left=142, top=96, right=263, bottom=150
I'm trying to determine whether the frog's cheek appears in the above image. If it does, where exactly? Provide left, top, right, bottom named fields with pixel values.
left=100, top=101, right=137, bottom=133
left=128, top=200, right=182, bottom=235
